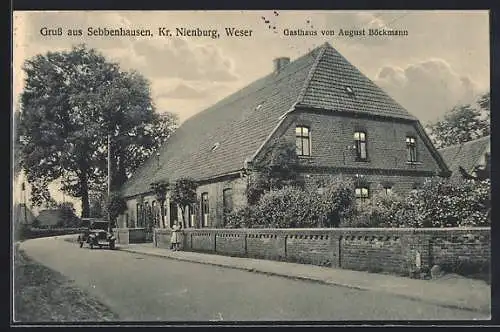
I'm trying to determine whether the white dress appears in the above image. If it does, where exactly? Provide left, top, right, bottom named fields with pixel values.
left=170, top=225, right=181, bottom=244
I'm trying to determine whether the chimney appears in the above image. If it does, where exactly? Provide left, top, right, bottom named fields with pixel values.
left=273, top=57, right=290, bottom=74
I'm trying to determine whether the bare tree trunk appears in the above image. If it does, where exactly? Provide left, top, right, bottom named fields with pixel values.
left=161, top=200, right=165, bottom=228
left=180, top=206, right=186, bottom=228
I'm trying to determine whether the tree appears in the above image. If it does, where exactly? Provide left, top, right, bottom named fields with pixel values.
left=106, top=192, right=127, bottom=229
left=150, top=180, right=170, bottom=228
left=170, top=178, right=198, bottom=228
left=246, top=138, right=304, bottom=205
left=18, top=45, right=178, bottom=215
left=426, top=92, right=490, bottom=149
left=89, top=191, right=105, bottom=218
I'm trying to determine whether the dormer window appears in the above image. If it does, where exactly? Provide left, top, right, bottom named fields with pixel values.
left=296, top=126, right=311, bottom=156
left=211, top=142, right=220, bottom=152
left=345, top=86, right=355, bottom=96
left=354, top=131, right=367, bottom=161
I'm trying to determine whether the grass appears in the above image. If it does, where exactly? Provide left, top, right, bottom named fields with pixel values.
left=13, top=243, right=119, bottom=323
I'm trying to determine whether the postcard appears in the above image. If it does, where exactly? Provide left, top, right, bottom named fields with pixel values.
left=12, top=10, right=491, bottom=324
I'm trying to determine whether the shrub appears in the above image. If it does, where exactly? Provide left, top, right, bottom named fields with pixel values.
left=343, top=178, right=491, bottom=228
left=246, top=139, right=304, bottom=205
left=256, top=187, right=322, bottom=228
left=370, top=193, right=406, bottom=227
left=227, top=180, right=357, bottom=229
left=401, top=178, right=490, bottom=228
left=106, top=192, right=127, bottom=228
left=225, top=205, right=262, bottom=229
left=340, top=201, right=373, bottom=228
left=319, top=180, right=357, bottom=227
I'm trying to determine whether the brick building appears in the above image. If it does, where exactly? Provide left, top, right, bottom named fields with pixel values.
left=118, top=42, right=449, bottom=230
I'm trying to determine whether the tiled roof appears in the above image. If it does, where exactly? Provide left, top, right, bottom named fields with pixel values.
left=438, top=135, right=490, bottom=181
left=122, top=43, right=421, bottom=197
left=299, top=45, right=417, bottom=120
left=37, top=209, right=63, bottom=226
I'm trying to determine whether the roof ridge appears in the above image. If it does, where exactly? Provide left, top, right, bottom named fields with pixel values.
left=295, top=43, right=329, bottom=105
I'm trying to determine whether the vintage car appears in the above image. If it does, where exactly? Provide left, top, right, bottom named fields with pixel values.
left=78, top=218, right=116, bottom=250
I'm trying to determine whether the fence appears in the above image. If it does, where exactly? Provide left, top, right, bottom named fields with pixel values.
left=153, top=227, right=490, bottom=277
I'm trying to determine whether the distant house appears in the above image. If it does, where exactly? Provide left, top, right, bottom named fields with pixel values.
left=438, top=135, right=490, bottom=182
left=36, top=209, right=64, bottom=228
left=118, top=42, right=449, bottom=230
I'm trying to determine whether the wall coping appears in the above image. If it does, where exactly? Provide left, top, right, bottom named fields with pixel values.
left=153, top=227, right=490, bottom=234
left=114, top=227, right=147, bottom=230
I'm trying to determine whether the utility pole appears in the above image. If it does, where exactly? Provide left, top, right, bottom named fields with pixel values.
left=22, top=181, right=27, bottom=224
left=107, top=134, right=112, bottom=232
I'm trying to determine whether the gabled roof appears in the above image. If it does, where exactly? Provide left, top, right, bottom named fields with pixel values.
left=122, top=43, right=422, bottom=198
left=438, top=135, right=490, bottom=181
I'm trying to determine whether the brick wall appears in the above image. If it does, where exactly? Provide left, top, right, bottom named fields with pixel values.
left=246, top=232, right=286, bottom=261
left=429, top=229, right=491, bottom=266
left=215, top=233, right=246, bottom=256
left=285, top=231, right=333, bottom=266
left=154, top=227, right=490, bottom=278
left=195, top=177, right=247, bottom=228
left=262, top=111, right=444, bottom=197
left=281, top=112, right=441, bottom=173
left=339, top=231, right=405, bottom=274
left=113, top=228, right=147, bottom=244
left=120, top=176, right=247, bottom=231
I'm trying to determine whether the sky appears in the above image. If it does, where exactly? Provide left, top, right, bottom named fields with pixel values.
left=12, top=10, right=490, bottom=215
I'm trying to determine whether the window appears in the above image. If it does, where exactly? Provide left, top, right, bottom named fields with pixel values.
left=223, top=188, right=233, bottom=224
left=406, top=136, right=417, bottom=162
left=161, top=205, right=166, bottom=228
left=136, top=203, right=141, bottom=227
left=201, top=192, right=209, bottom=227
left=354, top=131, right=367, bottom=161
left=223, top=188, right=233, bottom=213
left=188, top=204, right=196, bottom=228
left=295, top=126, right=311, bottom=156
left=355, top=186, right=370, bottom=202
left=151, top=201, right=158, bottom=227
left=144, top=202, right=151, bottom=229
left=381, top=182, right=393, bottom=196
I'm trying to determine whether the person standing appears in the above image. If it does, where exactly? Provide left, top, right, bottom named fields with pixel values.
left=170, top=221, right=182, bottom=251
